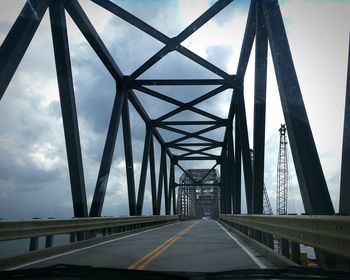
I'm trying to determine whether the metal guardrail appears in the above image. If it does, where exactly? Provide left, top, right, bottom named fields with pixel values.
left=0, top=215, right=177, bottom=242
left=220, top=214, right=350, bottom=260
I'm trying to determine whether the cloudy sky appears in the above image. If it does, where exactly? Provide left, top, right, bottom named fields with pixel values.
left=0, top=0, right=349, bottom=219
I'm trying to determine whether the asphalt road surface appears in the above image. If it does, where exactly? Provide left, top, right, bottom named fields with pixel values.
left=16, top=220, right=271, bottom=272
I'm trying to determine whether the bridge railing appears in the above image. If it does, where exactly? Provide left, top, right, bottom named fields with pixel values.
left=220, top=214, right=350, bottom=265
left=0, top=215, right=178, bottom=252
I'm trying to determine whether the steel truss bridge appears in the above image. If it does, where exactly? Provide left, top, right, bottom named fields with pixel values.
left=177, top=169, right=220, bottom=220
left=0, top=0, right=350, bottom=273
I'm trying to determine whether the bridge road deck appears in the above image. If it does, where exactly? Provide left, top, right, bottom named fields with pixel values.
left=15, top=220, right=271, bottom=272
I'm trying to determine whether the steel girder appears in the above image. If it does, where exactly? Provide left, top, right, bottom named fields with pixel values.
left=252, top=1, right=268, bottom=215
left=340, top=38, right=350, bottom=214
left=262, top=0, right=334, bottom=214
left=49, top=1, right=88, bottom=218
left=0, top=0, right=50, bottom=100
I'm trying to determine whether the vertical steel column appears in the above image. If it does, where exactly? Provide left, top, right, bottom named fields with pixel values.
left=223, top=147, right=230, bottom=214
left=149, top=135, right=157, bottom=215
left=163, top=155, right=170, bottom=215
left=227, top=131, right=235, bottom=214
left=220, top=162, right=225, bottom=214
left=168, top=165, right=172, bottom=215
left=122, top=96, right=137, bottom=216
left=156, top=148, right=166, bottom=215
left=228, top=126, right=235, bottom=214
left=233, top=98, right=242, bottom=214
left=0, top=0, right=49, bottom=100
left=90, top=84, right=126, bottom=217
left=50, top=1, right=88, bottom=217
left=340, top=36, right=350, bottom=214
left=262, top=0, right=334, bottom=214
left=220, top=147, right=229, bottom=214
left=170, top=161, right=176, bottom=215
left=236, top=87, right=253, bottom=214
left=136, top=127, right=152, bottom=215
left=252, top=1, right=268, bottom=215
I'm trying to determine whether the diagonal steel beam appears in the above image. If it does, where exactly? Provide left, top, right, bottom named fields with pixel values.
left=65, top=0, right=123, bottom=84
left=129, top=0, right=233, bottom=78
left=128, top=91, right=172, bottom=158
left=234, top=96, right=241, bottom=214
left=156, top=148, right=166, bottom=214
left=122, top=97, right=137, bottom=216
left=166, top=124, right=222, bottom=146
left=49, top=0, right=87, bottom=217
left=156, top=85, right=229, bottom=122
left=0, top=0, right=50, bottom=100
left=149, top=136, right=158, bottom=215
left=136, top=85, right=225, bottom=121
left=136, top=127, right=152, bottom=215
left=222, top=0, right=256, bottom=148
left=177, top=164, right=198, bottom=185
left=262, top=0, right=334, bottom=214
left=89, top=84, right=126, bottom=217
left=197, top=163, right=219, bottom=185
left=134, top=85, right=182, bottom=106
left=91, top=0, right=232, bottom=79
left=158, top=122, right=224, bottom=137
left=66, top=0, right=173, bottom=165
left=178, top=145, right=220, bottom=157
left=170, top=142, right=221, bottom=153
left=236, top=0, right=257, bottom=79
left=236, top=88, right=253, bottom=214
left=340, top=36, right=350, bottom=214
left=163, top=155, right=170, bottom=215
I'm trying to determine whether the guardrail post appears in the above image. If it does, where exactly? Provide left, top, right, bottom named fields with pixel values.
left=280, top=238, right=289, bottom=258
left=266, top=233, right=274, bottom=249
left=70, top=232, right=76, bottom=242
left=291, top=241, right=301, bottom=264
left=29, top=237, right=39, bottom=251
left=253, top=230, right=262, bottom=243
left=45, top=235, right=53, bottom=248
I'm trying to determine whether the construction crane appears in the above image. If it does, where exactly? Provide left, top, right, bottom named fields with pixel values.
left=250, top=150, right=273, bottom=215
left=275, top=124, right=289, bottom=253
left=277, top=124, right=288, bottom=215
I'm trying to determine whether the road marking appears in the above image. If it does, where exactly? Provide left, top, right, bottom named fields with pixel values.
left=216, top=221, right=266, bottom=269
left=128, top=221, right=199, bottom=270
left=8, top=222, right=179, bottom=271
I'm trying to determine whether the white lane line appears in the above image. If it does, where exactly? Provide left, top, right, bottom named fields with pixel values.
left=216, top=221, right=266, bottom=269
left=9, top=222, right=180, bottom=271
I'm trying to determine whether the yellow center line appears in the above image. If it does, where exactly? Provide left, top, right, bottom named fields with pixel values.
left=128, top=221, right=199, bottom=270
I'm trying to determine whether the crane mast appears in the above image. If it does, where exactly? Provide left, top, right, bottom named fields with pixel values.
left=277, top=124, right=288, bottom=215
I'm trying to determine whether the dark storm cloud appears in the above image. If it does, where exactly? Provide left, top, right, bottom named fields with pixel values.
left=5, top=0, right=346, bottom=219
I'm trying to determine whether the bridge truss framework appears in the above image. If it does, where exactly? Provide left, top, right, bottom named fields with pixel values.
left=177, top=169, right=220, bottom=220
left=1, top=0, right=349, bottom=225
